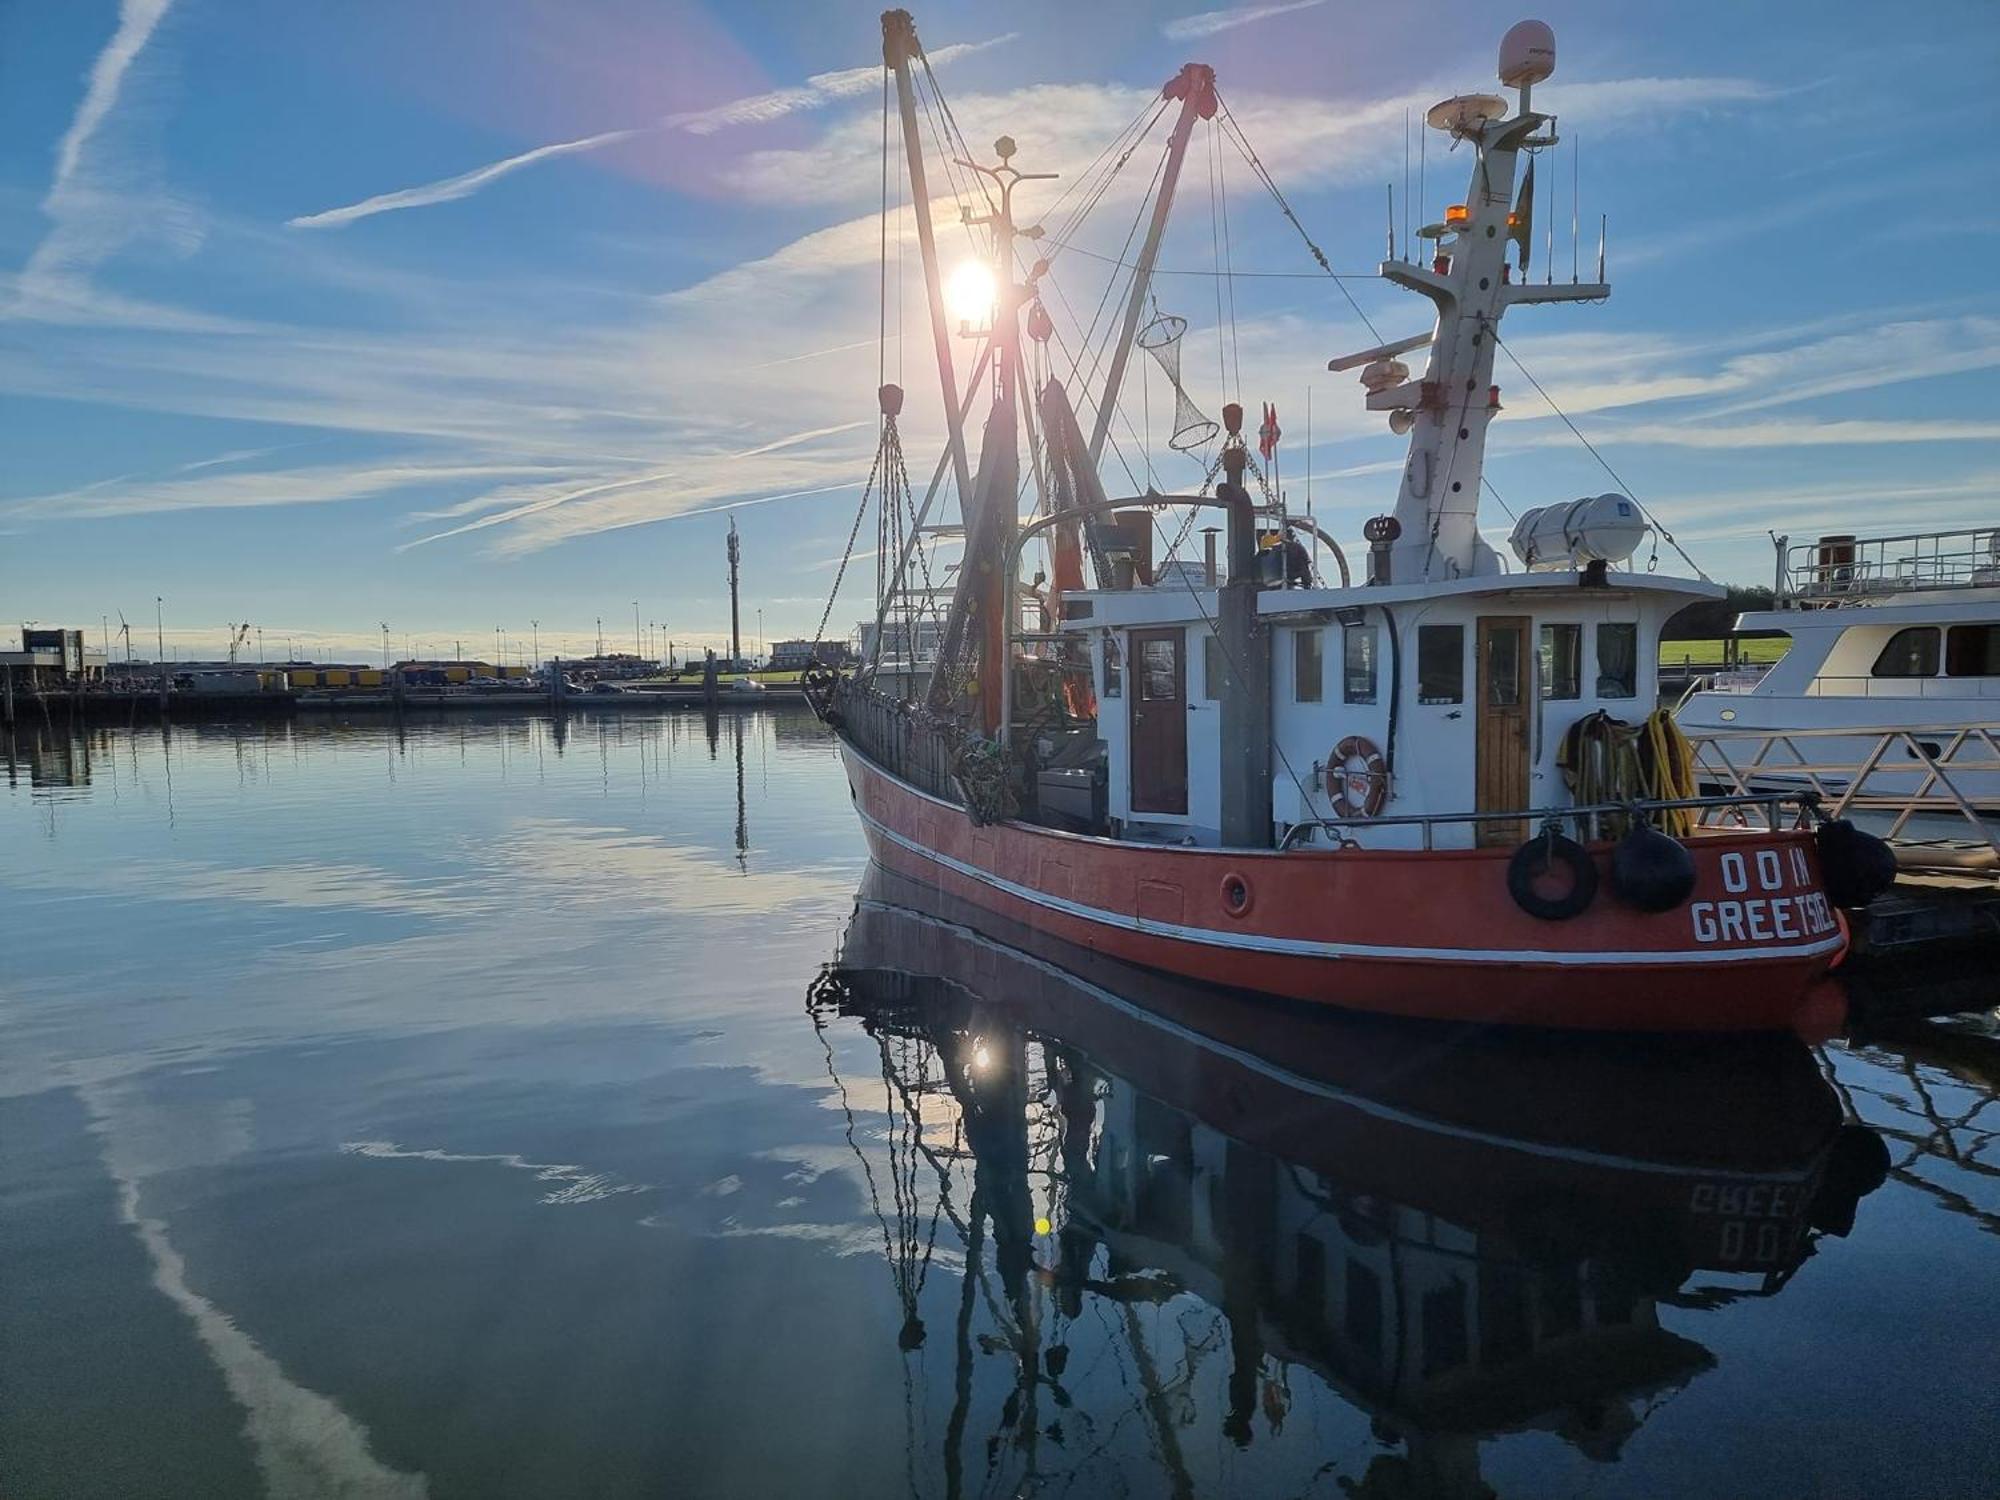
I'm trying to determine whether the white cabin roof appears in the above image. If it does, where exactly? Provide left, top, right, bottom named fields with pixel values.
left=1736, top=594, right=2000, bottom=634
left=1061, top=569, right=1718, bottom=632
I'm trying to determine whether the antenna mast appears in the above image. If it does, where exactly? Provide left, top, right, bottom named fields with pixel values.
left=728, top=518, right=742, bottom=669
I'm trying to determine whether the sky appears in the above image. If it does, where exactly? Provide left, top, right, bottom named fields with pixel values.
left=3, top=0, right=1997, bottom=664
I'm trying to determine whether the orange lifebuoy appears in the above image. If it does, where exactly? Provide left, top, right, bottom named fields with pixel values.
left=1325, top=736, right=1389, bottom=818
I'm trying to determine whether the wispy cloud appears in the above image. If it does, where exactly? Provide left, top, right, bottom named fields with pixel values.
left=1163, top=0, right=1327, bottom=41
left=396, top=420, right=873, bottom=554
left=289, top=34, right=1015, bottom=231
left=3, top=459, right=563, bottom=521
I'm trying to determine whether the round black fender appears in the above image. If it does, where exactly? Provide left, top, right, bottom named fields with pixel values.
left=1808, top=1124, right=1891, bottom=1237
left=1506, top=832, right=1599, bottom=921
left=1815, top=819, right=1898, bottom=909
left=1611, top=822, right=1697, bottom=912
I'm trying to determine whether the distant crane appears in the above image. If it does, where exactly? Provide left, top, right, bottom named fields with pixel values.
left=226, top=622, right=252, bottom=663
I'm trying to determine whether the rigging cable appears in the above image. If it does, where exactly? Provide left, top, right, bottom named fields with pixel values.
left=1492, top=330, right=1709, bottom=579
left=1214, top=94, right=1385, bottom=345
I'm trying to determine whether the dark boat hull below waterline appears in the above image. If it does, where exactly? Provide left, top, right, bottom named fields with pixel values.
left=839, top=741, right=1848, bottom=1032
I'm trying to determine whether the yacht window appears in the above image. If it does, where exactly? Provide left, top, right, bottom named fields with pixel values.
left=1596, top=623, right=1638, bottom=698
left=1102, top=634, right=1123, bottom=697
left=1945, top=624, right=2000, bottom=677
left=1417, top=625, right=1465, bottom=705
left=1203, top=634, right=1224, bottom=700
left=1295, top=629, right=1324, bottom=703
left=1343, top=625, right=1378, bottom=705
left=1872, top=626, right=1939, bottom=678
left=1540, top=622, right=1582, bottom=699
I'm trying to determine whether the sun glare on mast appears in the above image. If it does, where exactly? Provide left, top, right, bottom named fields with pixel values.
left=944, top=259, right=995, bottom=332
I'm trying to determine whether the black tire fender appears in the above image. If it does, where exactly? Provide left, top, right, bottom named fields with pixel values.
left=1507, top=832, right=1599, bottom=921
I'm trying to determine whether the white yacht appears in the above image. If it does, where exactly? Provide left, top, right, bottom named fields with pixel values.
left=1678, top=527, right=2000, bottom=808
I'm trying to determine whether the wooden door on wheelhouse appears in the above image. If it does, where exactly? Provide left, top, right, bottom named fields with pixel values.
left=1475, top=615, right=1531, bottom=846
left=1129, top=628, right=1188, bottom=815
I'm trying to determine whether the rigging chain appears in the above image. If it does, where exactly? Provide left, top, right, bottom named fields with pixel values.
left=815, top=428, right=890, bottom=649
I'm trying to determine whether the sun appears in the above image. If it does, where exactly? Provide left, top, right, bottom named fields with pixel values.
left=944, top=259, right=996, bottom=330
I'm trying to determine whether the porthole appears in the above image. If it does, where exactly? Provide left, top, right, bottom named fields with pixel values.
left=1220, top=872, right=1254, bottom=917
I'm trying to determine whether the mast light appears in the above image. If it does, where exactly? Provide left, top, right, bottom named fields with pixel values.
left=1445, top=204, right=1470, bottom=227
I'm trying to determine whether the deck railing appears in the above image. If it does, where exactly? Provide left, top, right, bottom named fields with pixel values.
left=829, top=679, right=963, bottom=804
left=1289, top=790, right=1819, bottom=852
left=1684, top=724, right=1999, bottom=871
left=1779, top=526, right=2000, bottom=605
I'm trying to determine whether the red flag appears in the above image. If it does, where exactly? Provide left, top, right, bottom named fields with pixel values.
left=1258, top=402, right=1281, bottom=461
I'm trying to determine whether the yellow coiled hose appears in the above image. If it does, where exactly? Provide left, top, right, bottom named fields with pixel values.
left=1642, top=708, right=1698, bottom=836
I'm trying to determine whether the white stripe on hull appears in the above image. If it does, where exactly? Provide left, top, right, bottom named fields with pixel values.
left=853, top=791, right=1844, bottom=971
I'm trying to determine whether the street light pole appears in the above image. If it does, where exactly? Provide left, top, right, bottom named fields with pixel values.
left=531, top=620, right=539, bottom=670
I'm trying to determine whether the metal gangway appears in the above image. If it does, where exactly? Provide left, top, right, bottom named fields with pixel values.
left=1682, top=724, right=2000, bottom=875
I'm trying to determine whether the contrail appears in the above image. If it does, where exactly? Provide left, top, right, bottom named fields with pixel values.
left=290, top=33, right=1015, bottom=231
left=51, top=0, right=173, bottom=194
left=289, top=129, right=642, bottom=230
left=1163, top=0, right=1326, bottom=42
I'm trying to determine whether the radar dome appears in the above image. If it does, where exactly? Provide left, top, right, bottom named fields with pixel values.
left=1499, top=20, right=1556, bottom=88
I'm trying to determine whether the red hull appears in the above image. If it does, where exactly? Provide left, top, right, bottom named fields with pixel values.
left=839, top=742, right=1845, bottom=1032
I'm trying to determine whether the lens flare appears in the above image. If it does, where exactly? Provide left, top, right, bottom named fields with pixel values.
left=945, top=260, right=996, bottom=328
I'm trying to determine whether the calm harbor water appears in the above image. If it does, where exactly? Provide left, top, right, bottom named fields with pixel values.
left=2, top=709, right=1996, bottom=1500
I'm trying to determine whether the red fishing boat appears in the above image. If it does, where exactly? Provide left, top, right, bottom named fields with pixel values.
left=807, top=13, right=1894, bottom=1031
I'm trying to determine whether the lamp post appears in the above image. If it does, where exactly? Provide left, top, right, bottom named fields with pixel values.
left=530, top=620, right=540, bottom=671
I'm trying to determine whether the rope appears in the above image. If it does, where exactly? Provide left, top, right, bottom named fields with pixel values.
left=1037, top=239, right=1379, bottom=279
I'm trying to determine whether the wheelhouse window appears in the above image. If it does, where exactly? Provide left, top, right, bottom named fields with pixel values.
left=1945, top=624, right=1999, bottom=677
left=1872, top=626, right=1939, bottom=678
left=1102, top=633, right=1122, bottom=697
left=1540, top=622, right=1581, bottom=700
left=1202, top=634, right=1223, bottom=700
left=1343, top=625, right=1378, bottom=705
left=1294, top=628, right=1324, bottom=703
left=1416, top=625, right=1464, bottom=705
left=1595, top=623, right=1638, bottom=699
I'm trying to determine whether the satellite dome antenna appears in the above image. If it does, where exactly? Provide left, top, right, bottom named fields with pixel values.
left=1498, top=19, right=1556, bottom=111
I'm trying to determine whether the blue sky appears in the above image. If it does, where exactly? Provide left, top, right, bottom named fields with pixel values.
left=3, top=0, right=1997, bottom=662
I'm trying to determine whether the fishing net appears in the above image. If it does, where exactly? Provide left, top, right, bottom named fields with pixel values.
left=1136, top=312, right=1218, bottom=452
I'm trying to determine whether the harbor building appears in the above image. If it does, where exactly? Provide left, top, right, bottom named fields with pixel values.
left=768, top=639, right=852, bottom=671
left=2, top=628, right=108, bottom=692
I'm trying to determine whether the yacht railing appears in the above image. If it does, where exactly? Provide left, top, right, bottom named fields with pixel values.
left=1801, top=675, right=2000, bottom=699
left=1685, top=725, right=2000, bottom=871
left=1778, top=526, right=2000, bottom=606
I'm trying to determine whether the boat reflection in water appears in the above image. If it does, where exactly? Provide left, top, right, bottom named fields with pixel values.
left=810, top=865, right=1889, bottom=1499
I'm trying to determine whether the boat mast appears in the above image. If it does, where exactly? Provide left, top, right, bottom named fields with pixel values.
left=882, top=10, right=974, bottom=518
left=1085, top=63, right=1218, bottom=467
